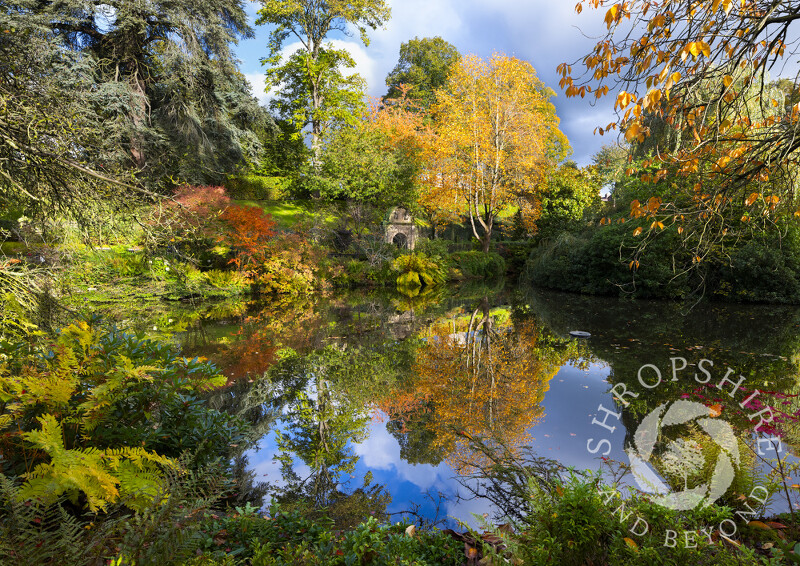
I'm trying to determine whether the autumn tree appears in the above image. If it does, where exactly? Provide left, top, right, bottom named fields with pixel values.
left=398, top=300, right=562, bottom=472
left=563, top=0, right=800, bottom=266
left=425, top=54, right=569, bottom=252
left=384, top=37, right=460, bottom=109
left=257, top=0, right=391, bottom=168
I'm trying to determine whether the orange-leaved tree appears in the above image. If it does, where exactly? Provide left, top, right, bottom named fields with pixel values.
left=219, top=204, right=277, bottom=270
left=424, top=53, right=569, bottom=251
left=562, top=0, right=800, bottom=263
left=379, top=299, right=565, bottom=473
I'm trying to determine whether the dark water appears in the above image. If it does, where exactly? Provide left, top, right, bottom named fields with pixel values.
left=137, top=284, right=800, bottom=526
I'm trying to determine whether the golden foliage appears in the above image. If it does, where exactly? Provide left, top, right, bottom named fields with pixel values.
left=421, top=54, right=569, bottom=249
left=383, top=303, right=568, bottom=473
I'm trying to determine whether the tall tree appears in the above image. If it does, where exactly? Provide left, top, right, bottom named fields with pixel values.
left=384, top=37, right=460, bottom=109
left=257, top=0, right=391, bottom=168
left=0, top=7, right=149, bottom=224
left=26, top=0, right=260, bottom=185
left=425, top=54, right=569, bottom=252
left=562, top=0, right=800, bottom=262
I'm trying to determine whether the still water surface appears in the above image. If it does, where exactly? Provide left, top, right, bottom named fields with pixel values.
left=136, top=284, right=800, bottom=526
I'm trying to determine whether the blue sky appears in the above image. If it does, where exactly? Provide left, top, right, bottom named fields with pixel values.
left=233, top=0, right=616, bottom=166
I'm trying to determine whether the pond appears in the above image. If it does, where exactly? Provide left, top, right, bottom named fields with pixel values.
left=107, top=283, right=800, bottom=528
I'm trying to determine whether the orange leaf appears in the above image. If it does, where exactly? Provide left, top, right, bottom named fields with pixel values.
left=708, top=404, right=722, bottom=417
left=745, top=192, right=759, bottom=206
left=633, top=227, right=643, bottom=236
left=624, top=537, right=639, bottom=551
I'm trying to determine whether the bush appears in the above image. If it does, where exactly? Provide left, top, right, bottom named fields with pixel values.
left=451, top=251, right=506, bottom=279
left=714, top=224, right=800, bottom=303
left=507, top=474, right=761, bottom=566
left=527, top=219, right=800, bottom=303
left=247, top=233, right=337, bottom=296
left=145, top=185, right=232, bottom=266
left=527, top=223, right=692, bottom=299
left=392, top=253, right=447, bottom=290
left=193, top=506, right=463, bottom=565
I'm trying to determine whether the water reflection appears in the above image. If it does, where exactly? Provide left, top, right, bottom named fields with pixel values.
left=100, top=283, right=800, bottom=524
left=379, top=296, right=577, bottom=475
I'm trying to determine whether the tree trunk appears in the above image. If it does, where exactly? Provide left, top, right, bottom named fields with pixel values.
left=129, top=74, right=148, bottom=170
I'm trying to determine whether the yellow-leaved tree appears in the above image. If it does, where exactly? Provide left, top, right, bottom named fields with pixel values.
left=422, top=53, right=569, bottom=251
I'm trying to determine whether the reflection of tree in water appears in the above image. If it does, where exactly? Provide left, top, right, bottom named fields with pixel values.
left=264, top=348, right=395, bottom=529
left=382, top=297, right=574, bottom=473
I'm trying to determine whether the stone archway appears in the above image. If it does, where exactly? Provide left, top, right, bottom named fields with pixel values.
left=385, top=207, right=417, bottom=250
left=392, top=232, right=408, bottom=248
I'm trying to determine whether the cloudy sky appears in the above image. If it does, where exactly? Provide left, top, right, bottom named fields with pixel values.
left=233, top=0, right=616, bottom=166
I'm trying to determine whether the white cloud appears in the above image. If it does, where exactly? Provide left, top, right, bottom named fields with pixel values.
left=354, top=421, right=450, bottom=491
left=244, top=72, right=269, bottom=105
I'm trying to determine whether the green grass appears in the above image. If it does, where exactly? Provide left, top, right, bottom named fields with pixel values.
left=1, top=242, right=28, bottom=256
left=232, top=200, right=338, bottom=230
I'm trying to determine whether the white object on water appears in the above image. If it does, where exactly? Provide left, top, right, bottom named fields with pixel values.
left=569, top=330, right=591, bottom=338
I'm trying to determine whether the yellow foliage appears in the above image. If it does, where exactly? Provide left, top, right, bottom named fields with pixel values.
left=419, top=53, right=568, bottom=246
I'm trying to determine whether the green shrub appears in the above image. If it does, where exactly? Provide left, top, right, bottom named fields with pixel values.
left=527, top=223, right=692, bottom=299
left=193, top=505, right=462, bottom=565
left=714, top=224, right=800, bottom=303
left=451, top=251, right=506, bottom=279
left=506, top=474, right=761, bottom=566
left=225, top=174, right=291, bottom=201
left=392, top=253, right=447, bottom=290
left=527, top=219, right=800, bottom=303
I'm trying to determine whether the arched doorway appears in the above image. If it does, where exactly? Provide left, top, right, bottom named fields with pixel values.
left=392, top=232, right=408, bottom=249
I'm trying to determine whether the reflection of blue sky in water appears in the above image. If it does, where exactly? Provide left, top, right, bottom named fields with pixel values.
left=245, top=360, right=632, bottom=527
left=246, top=357, right=798, bottom=525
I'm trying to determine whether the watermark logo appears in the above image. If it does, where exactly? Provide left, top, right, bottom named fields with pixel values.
left=585, top=357, right=779, bottom=547
left=627, top=400, right=739, bottom=510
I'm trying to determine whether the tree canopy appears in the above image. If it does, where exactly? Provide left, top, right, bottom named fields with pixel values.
left=257, top=0, right=391, bottom=167
left=26, top=0, right=263, bottom=186
left=563, top=0, right=800, bottom=264
left=384, top=37, right=460, bottom=109
left=424, top=53, right=569, bottom=251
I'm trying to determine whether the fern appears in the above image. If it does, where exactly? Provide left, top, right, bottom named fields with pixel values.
left=0, top=474, right=89, bottom=566
left=0, top=463, right=231, bottom=566
left=19, top=415, right=176, bottom=512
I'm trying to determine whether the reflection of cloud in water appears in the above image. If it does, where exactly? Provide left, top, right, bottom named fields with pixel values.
left=246, top=432, right=311, bottom=491
left=354, top=421, right=450, bottom=491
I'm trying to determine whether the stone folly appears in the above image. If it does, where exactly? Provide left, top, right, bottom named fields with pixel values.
left=385, top=207, right=417, bottom=250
